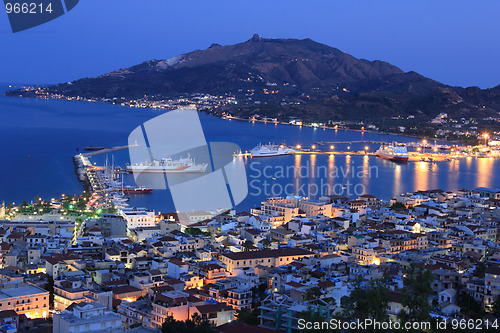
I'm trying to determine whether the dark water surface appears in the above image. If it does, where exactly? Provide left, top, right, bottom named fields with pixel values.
left=1, top=87, right=498, bottom=212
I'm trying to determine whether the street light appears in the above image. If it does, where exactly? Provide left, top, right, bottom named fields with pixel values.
left=483, top=133, right=489, bottom=146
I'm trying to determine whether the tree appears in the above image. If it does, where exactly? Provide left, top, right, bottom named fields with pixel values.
left=304, top=287, right=323, bottom=301
left=237, top=307, right=259, bottom=325
left=184, top=227, right=210, bottom=237
left=398, top=264, right=434, bottom=325
left=492, top=295, right=500, bottom=316
left=473, top=262, right=486, bottom=278
left=262, top=238, right=272, bottom=249
left=458, top=290, right=484, bottom=319
left=390, top=202, right=406, bottom=209
left=44, top=275, right=55, bottom=309
left=342, top=276, right=389, bottom=322
left=161, top=313, right=214, bottom=333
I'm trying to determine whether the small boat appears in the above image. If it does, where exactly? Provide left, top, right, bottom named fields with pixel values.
left=122, top=185, right=153, bottom=193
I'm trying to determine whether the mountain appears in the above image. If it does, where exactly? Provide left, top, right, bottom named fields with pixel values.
left=6, top=34, right=500, bottom=122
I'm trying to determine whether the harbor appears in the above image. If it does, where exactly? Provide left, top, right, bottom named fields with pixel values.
left=234, top=140, right=499, bottom=163
left=73, top=145, right=153, bottom=210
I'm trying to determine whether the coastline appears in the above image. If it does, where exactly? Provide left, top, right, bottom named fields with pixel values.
left=0, top=90, right=482, bottom=147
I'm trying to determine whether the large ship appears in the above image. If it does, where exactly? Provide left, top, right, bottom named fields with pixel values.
left=250, top=143, right=291, bottom=157
left=376, top=144, right=409, bottom=162
left=126, top=155, right=208, bottom=173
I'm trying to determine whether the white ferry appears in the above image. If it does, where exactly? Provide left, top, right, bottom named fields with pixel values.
left=127, top=155, right=208, bottom=173
left=250, top=143, right=291, bottom=157
left=376, top=144, right=409, bottom=162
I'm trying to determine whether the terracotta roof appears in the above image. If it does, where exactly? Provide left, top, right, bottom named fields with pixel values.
left=168, top=258, right=187, bottom=266
left=486, top=266, right=500, bottom=275
left=165, top=279, right=185, bottom=286
left=195, top=303, right=232, bottom=314
left=221, top=248, right=313, bottom=261
left=318, top=280, right=336, bottom=289
left=112, top=285, right=141, bottom=295
left=0, top=310, right=18, bottom=319
left=387, top=291, right=403, bottom=304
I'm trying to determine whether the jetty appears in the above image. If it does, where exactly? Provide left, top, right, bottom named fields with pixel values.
left=80, top=144, right=139, bottom=157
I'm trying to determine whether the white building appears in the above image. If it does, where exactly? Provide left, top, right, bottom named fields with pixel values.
left=53, top=302, right=123, bottom=333
left=120, top=209, right=156, bottom=230
left=0, top=281, right=50, bottom=319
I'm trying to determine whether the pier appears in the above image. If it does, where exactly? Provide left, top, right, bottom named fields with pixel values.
left=234, top=150, right=451, bottom=162
left=80, top=144, right=139, bottom=157
left=73, top=154, right=107, bottom=194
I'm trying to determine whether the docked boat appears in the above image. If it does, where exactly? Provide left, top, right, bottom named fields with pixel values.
left=122, top=185, right=153, bottom=193
left=126, top=154, right=208, bottom=173
left=250, top=143, right=290, bottom=157
left=376, top=144, right=409, bottom=162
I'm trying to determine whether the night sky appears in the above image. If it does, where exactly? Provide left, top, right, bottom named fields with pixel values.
left=1, top=0, right=499, bottom=88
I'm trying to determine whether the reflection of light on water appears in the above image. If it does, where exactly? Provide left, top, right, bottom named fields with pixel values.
left=362, top=155, right=370, bottom=193
left=310, top=154, right=317, bottom=179
left=345, top=155, right=351, bottom=182
left=294, top=154, right=302, bottom=195
left=476, top=157, right=493, bottom=188
left=415, top=162, right=429, bottom=191
left=328, top=154, right=335, bottom=194
left=309, top=154, right=319, bottom=198
left=394, top=164, right=401, bottom=196
left=429, top=162, right=439, bottom=189
left=447, top=159, right=459, bottom=188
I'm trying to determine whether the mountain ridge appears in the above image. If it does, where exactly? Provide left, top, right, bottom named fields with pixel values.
left=6, top=34, right=500, bottom=122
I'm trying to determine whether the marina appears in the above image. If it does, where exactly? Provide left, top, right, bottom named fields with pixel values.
left=2, top=89, right=500, bottom=212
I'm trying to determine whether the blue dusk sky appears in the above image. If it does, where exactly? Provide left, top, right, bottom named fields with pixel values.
left=0, top=0, right=499, bottom=88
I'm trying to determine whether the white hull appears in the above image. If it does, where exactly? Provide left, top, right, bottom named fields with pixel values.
left=375, top=145, right=409, bottom=162
left=250, top=143, right=290, bottom=157
left=251, top=151, right=290, bottom=157
left=127, top=154, right=208, bottom=173
left=127, top=165, right=207, bottom=173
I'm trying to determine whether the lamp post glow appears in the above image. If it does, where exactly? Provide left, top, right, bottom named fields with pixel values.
left=483, top=133, right=489, bottom=146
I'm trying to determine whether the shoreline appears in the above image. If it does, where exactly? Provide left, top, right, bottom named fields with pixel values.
left=1, top=91, right=478, bottom=147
